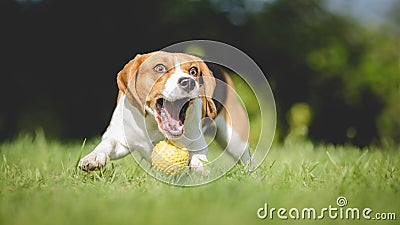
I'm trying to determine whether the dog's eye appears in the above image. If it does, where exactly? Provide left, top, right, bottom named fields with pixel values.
left=153, top=64, right=167, bottom=73
left=189, top=67, right=198, bottom=76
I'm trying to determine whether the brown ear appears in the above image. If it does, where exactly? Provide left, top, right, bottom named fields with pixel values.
left=117, top=53, right=151, bottom=114
left=199, top=63, right=217, bottom=119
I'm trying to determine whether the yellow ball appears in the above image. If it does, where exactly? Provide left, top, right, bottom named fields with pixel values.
left=151, top=140, right=189, bottom=175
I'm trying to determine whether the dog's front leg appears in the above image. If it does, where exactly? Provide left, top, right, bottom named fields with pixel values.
left=78, top=138, right=130, bottom=172
left=186, top=137, right=209, bottom=174
left=190, top=152, right=208, bottom=174
left=78, top=139, right=113, bottom=172
left=78, top=93, right=135, bottom=171
left=174, top=127, right=209, bottom=174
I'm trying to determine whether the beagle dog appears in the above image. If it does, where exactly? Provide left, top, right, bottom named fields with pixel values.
left=78, top=51, right=252, bottom=173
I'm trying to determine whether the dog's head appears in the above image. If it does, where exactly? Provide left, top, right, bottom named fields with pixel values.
left=117, top=51, right=217, bottom=139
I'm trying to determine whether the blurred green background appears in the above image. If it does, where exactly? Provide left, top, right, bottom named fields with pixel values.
left=1, top=0, right=399, bottom=147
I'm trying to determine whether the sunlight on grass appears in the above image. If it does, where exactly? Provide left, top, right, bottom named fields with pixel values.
left=0, top=133, right=399, bottom=225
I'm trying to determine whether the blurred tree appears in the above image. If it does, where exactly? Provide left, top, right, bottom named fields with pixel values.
left=240, top=0, right=399, bottom=146
left=358, top=32, right=400, bottom=146
left=286, top=102, right=312, bottom=142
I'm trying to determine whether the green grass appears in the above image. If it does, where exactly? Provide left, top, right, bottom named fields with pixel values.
left=1, top=132, right=399, bottom=225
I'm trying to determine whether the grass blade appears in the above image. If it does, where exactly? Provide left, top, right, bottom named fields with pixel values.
left=74, top=138, right=87, bottom=171
left=326, top=151, right=338, bottom=168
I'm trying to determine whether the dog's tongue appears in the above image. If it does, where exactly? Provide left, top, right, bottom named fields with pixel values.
left=160, top=99, right=186, bottom=136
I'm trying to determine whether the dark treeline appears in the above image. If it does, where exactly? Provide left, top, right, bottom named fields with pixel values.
left=1, top=0, right=399, bottom=146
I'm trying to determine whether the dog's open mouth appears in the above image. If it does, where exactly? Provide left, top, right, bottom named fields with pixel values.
left=155, top=97, right=191, bottom=138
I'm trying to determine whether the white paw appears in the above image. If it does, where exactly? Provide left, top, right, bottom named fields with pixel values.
left=189, top=154, right=210, bottom=175
left=78, top=152, right=109, bottom=172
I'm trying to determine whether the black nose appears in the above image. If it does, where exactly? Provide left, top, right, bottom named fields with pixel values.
left=178, top=77, right=196, bottom=92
